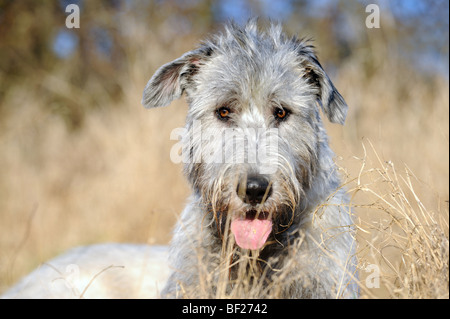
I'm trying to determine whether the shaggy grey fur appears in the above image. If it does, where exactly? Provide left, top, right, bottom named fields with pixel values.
left=142, top=20, right=358, bottom=298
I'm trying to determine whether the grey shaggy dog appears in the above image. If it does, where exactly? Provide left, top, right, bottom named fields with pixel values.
left=2, top=20, right=358, bottom=299
left=143, top=20, right=358, bottom=298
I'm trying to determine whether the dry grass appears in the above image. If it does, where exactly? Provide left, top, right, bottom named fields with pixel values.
left=344, top=142, right=448, bottom=298
left=0, top=20, right=448, bottom=298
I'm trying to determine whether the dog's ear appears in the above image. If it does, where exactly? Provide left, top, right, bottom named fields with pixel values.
left=298, top=45, right=348, bottom=125
left=142, top=46, right=213, bottom=108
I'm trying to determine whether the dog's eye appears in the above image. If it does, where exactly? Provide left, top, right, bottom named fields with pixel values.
left=274, top=107, right=289, bottom=121
left=217, top=107, right=231, bottom=120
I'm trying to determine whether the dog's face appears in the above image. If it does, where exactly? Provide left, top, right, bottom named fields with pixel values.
left=142, top=21, right=347, bottom=250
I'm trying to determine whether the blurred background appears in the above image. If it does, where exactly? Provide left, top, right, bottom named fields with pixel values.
left=0, top=0, right=448, bottom=297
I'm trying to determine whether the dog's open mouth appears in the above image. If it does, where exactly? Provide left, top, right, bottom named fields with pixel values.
left=230, top=210, right=272, bottom=250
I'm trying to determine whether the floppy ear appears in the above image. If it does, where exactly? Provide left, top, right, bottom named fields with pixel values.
left=141, top=46, right=213, bottom=108
left=298, top=45, right=348, bottom=125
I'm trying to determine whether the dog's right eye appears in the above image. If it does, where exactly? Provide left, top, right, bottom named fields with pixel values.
left=217, top=107, right=231, bottom=120
left=274, top=107, right=290, bottom=121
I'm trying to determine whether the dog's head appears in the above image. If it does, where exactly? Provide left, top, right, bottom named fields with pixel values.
left=142, top=21, right=348, bottom=250
left=142, top=21, right=347, bottom=124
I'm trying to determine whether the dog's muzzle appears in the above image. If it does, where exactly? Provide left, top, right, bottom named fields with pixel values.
left=232, top=175, right=273, bottom=250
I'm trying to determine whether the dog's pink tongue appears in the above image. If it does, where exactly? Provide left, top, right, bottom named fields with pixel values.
left=231, top=218, right=272, bottom=250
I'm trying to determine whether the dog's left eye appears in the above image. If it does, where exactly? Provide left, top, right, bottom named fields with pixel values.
left=217, top=107, right=231, bottom=120
left=274, top=107, right=289, bottom=121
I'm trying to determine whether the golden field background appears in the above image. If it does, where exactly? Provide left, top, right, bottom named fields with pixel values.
left=0, top=1, right=448, bottom=298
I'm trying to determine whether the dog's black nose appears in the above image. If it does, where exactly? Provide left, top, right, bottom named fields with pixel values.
left=237, top=175, right=272, bottom=206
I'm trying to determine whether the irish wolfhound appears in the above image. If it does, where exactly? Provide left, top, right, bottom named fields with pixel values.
left=2, top=20, right=357, bottom=299
left=145, top=20, right=358, bottom=299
